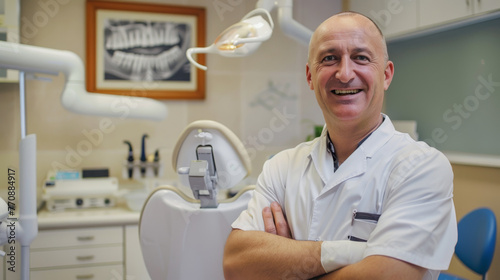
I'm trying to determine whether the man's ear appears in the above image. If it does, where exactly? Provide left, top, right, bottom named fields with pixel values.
left=384, top=60, right=395, bottom=91
left=306, top=63, right=314, bottom=90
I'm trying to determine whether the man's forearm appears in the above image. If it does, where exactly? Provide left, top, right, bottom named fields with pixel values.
left=315, top=255, right=427, bottom=280
left=223, top=229, right=325, bottom=280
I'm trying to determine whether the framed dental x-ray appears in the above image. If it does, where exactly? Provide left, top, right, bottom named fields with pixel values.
left=86, top=1, right=206, bottom=99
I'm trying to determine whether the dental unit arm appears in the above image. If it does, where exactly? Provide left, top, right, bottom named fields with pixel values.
left=0, top=41, right=168, bottom=120
left=0, top=41, right=168, bottom=280
left=186, top=0, right=313, bottom=71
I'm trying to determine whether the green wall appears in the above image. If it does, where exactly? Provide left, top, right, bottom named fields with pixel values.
left=386, top=17, right=500, bottom=155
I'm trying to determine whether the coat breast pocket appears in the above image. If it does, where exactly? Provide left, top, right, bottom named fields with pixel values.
left=349, top=211, right=380, bottom=242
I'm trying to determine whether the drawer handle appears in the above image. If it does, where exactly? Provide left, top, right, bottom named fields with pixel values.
left=77, top=236, right=95, bottom=241
left=76, top=274, right=95, bottom=279
left=76, top=255, right=95, bottom=261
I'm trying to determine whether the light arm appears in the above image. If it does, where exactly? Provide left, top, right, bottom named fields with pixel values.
left=255, top=0, right=313, bottom=45
left=274, top=0, right=313, bottom=45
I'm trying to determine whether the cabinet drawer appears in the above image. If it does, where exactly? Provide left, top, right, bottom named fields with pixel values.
left=31, top=264, right=123, bottom=280
left=32, top=226, right=122, bottom=249
left=30, top=245, right=123, bottom=269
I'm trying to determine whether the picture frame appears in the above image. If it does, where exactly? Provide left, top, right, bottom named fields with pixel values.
left=86, top=0, right=206, bottom=99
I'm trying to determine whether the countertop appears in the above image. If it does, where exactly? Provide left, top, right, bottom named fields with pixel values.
left=37, top=204, right=141, bottom=230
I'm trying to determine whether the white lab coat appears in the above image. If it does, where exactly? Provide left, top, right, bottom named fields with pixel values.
left=232, top=114, right=457, bottom=280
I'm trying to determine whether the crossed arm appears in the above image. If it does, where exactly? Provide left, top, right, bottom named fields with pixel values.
left=223, top=202, right=426, bottom=280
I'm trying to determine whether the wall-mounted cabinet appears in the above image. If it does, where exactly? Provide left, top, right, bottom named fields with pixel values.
left=419, top=0, right=500, bottom=28
left=419, top=0, right=473, bottom=28
left=346, top=0, right=500, bottom=39
left=348, top=0, right=418, bottom=37
left=474, top=0, right=500, bottom=14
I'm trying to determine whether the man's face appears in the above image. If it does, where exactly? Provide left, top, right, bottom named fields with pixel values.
left=306, top=15, right=394, bottom=126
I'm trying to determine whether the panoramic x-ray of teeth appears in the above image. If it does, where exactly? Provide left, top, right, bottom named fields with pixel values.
left=103, top=20, right=191, bottom=82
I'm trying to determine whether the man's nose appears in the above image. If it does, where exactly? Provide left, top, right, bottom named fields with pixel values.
left=335, top=59, right=355, bottom=83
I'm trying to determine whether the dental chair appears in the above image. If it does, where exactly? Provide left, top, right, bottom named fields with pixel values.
left=139, top=120, right=254, bottom=279
left=439, top=208, right=497, bottom=280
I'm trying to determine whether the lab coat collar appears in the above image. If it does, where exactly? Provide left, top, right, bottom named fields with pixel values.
left=357, top=113, right=395, bottom=158
left=309, top=124, right=333, bottom=185
left=309, top=114, right=395, bottom=187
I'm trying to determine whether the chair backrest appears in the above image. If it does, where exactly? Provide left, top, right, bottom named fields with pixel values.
left=139, top=185, right=254, bottom=280
left=455, top=207, right=497, bottom=277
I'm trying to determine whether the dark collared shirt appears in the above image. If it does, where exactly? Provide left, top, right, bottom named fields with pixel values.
left=326, top=117, right=384, bottom=172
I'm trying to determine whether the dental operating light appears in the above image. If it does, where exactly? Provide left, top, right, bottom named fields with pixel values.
left=186, top=0, right=313, bottom=71
left=187, top=8, right=274, bottom=71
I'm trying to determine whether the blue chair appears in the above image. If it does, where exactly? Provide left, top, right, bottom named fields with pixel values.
left=439, top=208, right=497, bottom=280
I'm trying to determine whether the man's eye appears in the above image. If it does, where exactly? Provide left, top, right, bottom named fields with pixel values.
left=322, top=55, right=335, bottom=62
left=356, top=55, right=369, bottom=61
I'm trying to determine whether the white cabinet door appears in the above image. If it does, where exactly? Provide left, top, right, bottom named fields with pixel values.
left=125, top=225, right=150, bottom=280
left=474, top=0, right=500, bottom=14
left=348, top=0, right=418, bottom=37
left=31, top=226, right=123, bottom=249
left=30, top=245, right=123, bottom=269
left=419, top=0, right=473, bottom=28
left=31, top=265, right=123, bottom=280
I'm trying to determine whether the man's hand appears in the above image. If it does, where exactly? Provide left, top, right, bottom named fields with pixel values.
left=262, top=201, right=292, bottom=238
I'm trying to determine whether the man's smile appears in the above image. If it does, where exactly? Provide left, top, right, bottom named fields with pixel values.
left=331, top=89, right=362, bottom=96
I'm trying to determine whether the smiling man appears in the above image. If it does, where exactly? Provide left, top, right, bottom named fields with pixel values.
left=223, top=12, right=457, bottom=280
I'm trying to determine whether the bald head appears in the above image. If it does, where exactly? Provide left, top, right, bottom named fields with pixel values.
left=308, top=12, right=388, bottom=63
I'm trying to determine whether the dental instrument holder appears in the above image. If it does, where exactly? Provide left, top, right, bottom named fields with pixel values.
left=153, top=149, right=160, bottom=176
left=140, top=134, right=149, bottom=177
left=122, top=160, right=164, bottom=179
left=124, top=140, right=134, bottom=179
left=122, top=136, right=163, bottom=179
